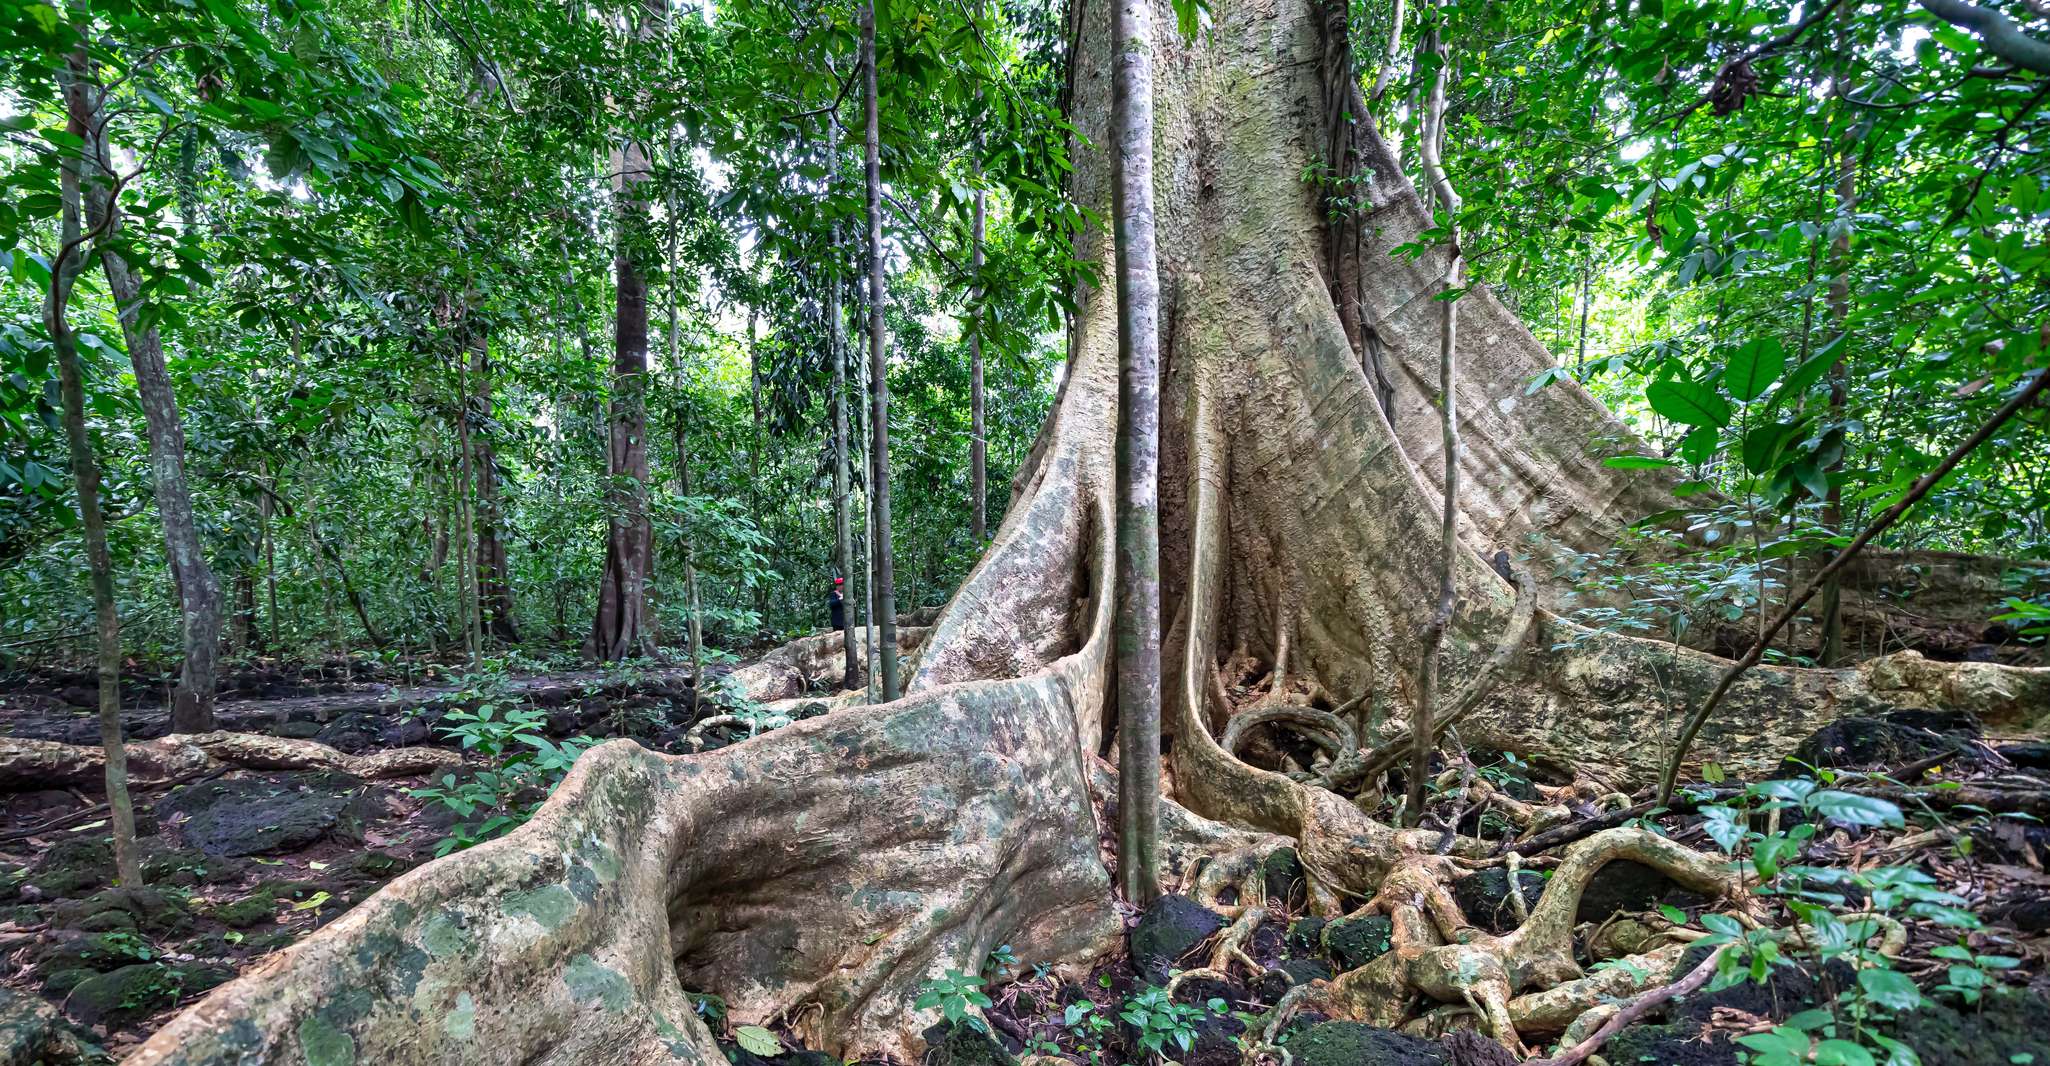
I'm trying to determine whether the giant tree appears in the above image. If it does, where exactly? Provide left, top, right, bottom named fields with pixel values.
left=120, top=1, right=2050, bottom=1064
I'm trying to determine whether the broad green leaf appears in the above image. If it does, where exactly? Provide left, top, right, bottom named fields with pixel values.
left=1647, top=379, right=1730, bottom=427
left=1726, top=337, right=1786, bottom=402
left=734, top=1026, right=783, bottom=1057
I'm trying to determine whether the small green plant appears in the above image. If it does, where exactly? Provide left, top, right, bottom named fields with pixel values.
left=984, top=943, right=1019, bottom=982
left=1930, top=941, right=2020, bottom=1006
left=1119, top=985, right=1213, bottom=1061
left=408, top=701, right=594, bottom=855
left=914, top=969, right=994, bottom=1033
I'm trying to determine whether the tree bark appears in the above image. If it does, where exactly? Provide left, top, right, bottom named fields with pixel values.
left=50, top=55, right=142, bottom=890
left=830, top=124, right=861, bottom=691
left=468, top=327, right=519, bottom=644
left=1818, top=27, right=1857, bottom=667
left=861, top=0, right=902, bottom=701
left=78, top=88, right=221, bottom=734
left=591, top=135, right=657, bottom=660
left=970, top=184, right=988, bottom=543
left=1405, top=0, right=1462, bottom=828
left=1111, top=0, right=1163, bottom=903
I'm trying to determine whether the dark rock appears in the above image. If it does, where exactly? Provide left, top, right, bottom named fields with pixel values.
left=1439, top=1030, right=1517, bottom=1066
left=75, top=911, right=135, bottom=933
left=273, top=720, right=324, bottom=740
left=1280, top=1022, right=1443, bottom=1066
left=207, top=891, right=281, bottom=929
left=1577, top=860, right=1688, bottom=924
left=1452, top=869, right=1545, bottom=934
left=2004, top=894, right=2050, bottom=934
left=41, top=968, right=96, bottom=998
left=919, top=1019, right=1016, bottom=1066
left=1184, top=1015, right=1248, bottom=1066
left=1129, top=894, right=1226, bottom=984
left=1995, top=742, right=2050, bottom=771
left=157, top=771, right=375, bottom=857
left=1888, top=986, right=2050, bottom=1066
left=0, top=984, right=97, bottom=1064
left=62, top=964, right=182, bottom=1028
left=1285, top=916, right=1328, bottom=957
left=1256, top=959, right=1333, bottom=1003
left=1262, top=848, right=1308, bottom=911
left=1322, top=914, right=1394, bottom=971
left=313, top=713, right=385, bottom=753
left=25, top=838, right=113, bottom=898
left=344, top=850, right=414, bottom=881
left=1788, top=709, right=1980, bottom=771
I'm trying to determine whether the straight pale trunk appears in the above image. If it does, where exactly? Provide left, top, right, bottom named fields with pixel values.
left=861, top=0, right=901, bottom=700
left=1110, top=0, right=1162, bottom=904
left=829, top=122, right=859, bottom=689
left=970, top=185, right=987, bottom=542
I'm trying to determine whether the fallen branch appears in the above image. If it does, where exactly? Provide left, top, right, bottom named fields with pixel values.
left=1658, top=368, right=2050, bottom=805
left=1529, top=946, right=1723, bottom=1066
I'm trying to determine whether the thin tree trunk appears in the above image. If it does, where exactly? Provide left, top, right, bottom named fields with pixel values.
left=50, top=56, right=141, bottom=890
left=830, top=122, right=860, bottom=690
left=1573, top=258, right=1593, bottom=371
left=970, top=183, right=988, bottom=543
left=454, top=344, right=482, bottom=666
left=1818, top=32, right=1856, bottom=667
left=591, top=136, right=657, bottom=660
left=663, top=186, right=706, bottom=704
left=468, top=328, right=518, bottom=643
left=77, top=88, right=220, bottom=733
left=861, top=0, right=902, bottom=701
left=1111, top=0, right=1162, bottom=904
left=1406, top=0, right=1461, bottom=828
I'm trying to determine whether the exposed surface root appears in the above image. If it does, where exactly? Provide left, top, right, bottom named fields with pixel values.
left=0, top=731, right=460, bottom=790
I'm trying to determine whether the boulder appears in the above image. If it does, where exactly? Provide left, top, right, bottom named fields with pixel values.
left=1451, top=869, right=1545, bottom=934
left=1129, top=894, right=1226, bottom=984
left=157, top=771, right=376, bottom=857
left=1280, top=1022, right=1443, bottom=1066
left=1322, top=914, right=1394, bottom=971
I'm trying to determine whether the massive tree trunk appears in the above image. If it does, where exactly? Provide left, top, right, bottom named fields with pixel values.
left=131, top=0, right=2050, bottom=1062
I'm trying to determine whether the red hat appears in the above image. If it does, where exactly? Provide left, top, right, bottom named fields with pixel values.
left=834, top=577, right=845, bottom=586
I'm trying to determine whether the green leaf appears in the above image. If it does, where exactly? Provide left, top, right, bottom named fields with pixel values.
left=1857, top=967, right=1923, bottom=1011
left=1647, top=379, right=1731, bottom=427
left=1725, top=337, right=1786, bottom=402
left=1808, top=791, right=1904, bottom=828
left=1602, top=454, right=1678, bottom=469
left=734, top=1026, right=783, bottom=1057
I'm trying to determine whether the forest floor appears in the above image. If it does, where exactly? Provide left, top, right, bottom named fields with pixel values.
left=2, top=657, right=2049, bottom=1065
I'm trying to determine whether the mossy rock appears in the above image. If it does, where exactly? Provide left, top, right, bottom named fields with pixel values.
left=1322, top=914, right=1394, bottom=971
left=24, top=839, right=113, bottom=899
left=1888, top=987, right=2050, bottom=1066
left=1256, top=958, right=1333, bottom=1002
left=1576, top=860, right=1707, bottom=924
left=1279, top=1022, right=1442, bottom=1066
left=206, top=890, right=281, bottom=929
left=41, top=967, right=97, bottom=998
left=919, top=1020, right=1016, bottom=1066
left=1285, top=916, right=1328, bottom=957
left=62, top=964, right=183, bottom=1028
left=273, top=720, right=325, bottom=740
left=1787, top=708, right=1980, bottom=772
left=0, top=984, right=101, bottom=1065
left=1451, top=868, right=1545, bottom=934
left=157, top=771, right=376, bottom=857
left=74, top=911, right=136, bottom=934
left=1129, top=894, right=1227, bottom=984
left=1261, top=847, right=1308, bottom=910
left=345, top=850, right=413, bottom=880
